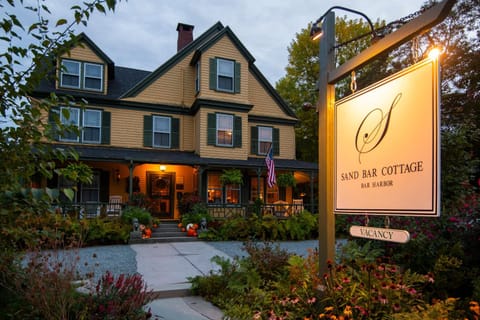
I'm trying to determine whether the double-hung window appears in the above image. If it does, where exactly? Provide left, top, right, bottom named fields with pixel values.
left=258, top=126, right=273, bottom=155
left=84, top=63, right=103, bottom=91
left=216, top=114, right=233, bottom=146
left=60, top=59, right=103, bottom=92
left=217, top=59, right=234, bottom=92
left=153, top=116, right=171, bottom=148
left=83, top=109, right=102, bottom=143
left=59, top=107, right=102, bottom=144
left=60, top=107, right=80, bottom=142
left=60, top=60, right=81, bottom=89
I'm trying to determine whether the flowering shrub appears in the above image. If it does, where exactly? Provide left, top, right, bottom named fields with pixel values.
left=84, top=270, right=154, bottom=319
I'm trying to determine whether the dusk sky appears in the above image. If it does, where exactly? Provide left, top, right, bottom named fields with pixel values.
left=10, top=0, right=428, bottom=86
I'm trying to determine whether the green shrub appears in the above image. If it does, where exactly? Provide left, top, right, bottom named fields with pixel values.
left=121, top=207, right=152, bottom=226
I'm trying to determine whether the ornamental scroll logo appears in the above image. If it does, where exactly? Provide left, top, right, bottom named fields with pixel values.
left=355, top=93, right=402, bottom=164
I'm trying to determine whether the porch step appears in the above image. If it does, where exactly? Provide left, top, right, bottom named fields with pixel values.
left=129, top=220, right=199, bottom=243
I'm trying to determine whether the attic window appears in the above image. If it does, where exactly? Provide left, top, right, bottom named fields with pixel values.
left=209, top=58, right=240, bottom=93
left=60, top=59, right=103, bottom=92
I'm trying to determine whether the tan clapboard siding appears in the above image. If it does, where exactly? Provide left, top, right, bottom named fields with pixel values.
left=127, top=52, right=196, bottom=106
left=182, top=115, right=195, bottom=151
left=197, top=108, right=248, bottom=160
left=107, top=107, right=194, bottom=150
left=61, top=43, right=104, bottom=63
left=248, top=123, right=296, bottom=160
left=197, top=37, right=249, bottom=104
left=248, top=72, right=295, bottom=120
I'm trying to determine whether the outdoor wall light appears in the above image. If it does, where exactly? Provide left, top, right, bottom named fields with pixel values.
left=160, top=165, right=166, bottom=172
left=310, top=6, right=377, bottom=41
left=115, top=169, right=120, bottom=183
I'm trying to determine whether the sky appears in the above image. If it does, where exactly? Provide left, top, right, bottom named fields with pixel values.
left=16, top=0, right=427, bottom=86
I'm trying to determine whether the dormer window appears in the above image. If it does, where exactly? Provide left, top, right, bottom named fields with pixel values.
left=60, top=59, right=103, bottom=92
left=209, top=58, right=240, bottom=93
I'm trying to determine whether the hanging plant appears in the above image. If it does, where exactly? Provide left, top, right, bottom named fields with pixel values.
left=276, top=173, right=296, bottom=187
left=220, top=169, right=243, bottom=185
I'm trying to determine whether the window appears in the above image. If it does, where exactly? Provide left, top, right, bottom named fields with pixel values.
left=80, top=172, right=100, bottom=202
left=207, top=172, right=241, bottom=205
left=195, top=62, right=200, bottom=93
left=57, top=106, right=107, bottom=144
left=83, top=109, right=102, bottom=143
left=143, top=115, right=179, bottom=149
left=251, top=126, right=279, bottom=156
left=217, top=59, right=234, bottom=92
left=84, top=63, right=103, bottom=91
left=209, top=58, right=240, bottom=93
left=60, top=107, right=80, bottom=142
left=216, top=114, right=233, bottom=146
left=60, top=59, right=103, bottom=92
left=153, top=116, right=171, bottom=148
left=61, top=60, right=80, bottom=88
left=250, top=177, right=264, bottom=202
left=258, top=126, right=273, bottom=155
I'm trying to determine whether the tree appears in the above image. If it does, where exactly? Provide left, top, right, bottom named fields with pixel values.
left=0, top=0, right=120, bottom=210
left=276, top=17, right=386, bottom=162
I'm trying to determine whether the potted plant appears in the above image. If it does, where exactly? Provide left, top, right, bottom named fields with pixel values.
left=219, top=169, right=243, bottom=185
left=276, top=173, right=296, bottom=187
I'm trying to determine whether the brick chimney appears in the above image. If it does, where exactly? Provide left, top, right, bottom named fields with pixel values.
left=176, top=23, right=194, bottom=51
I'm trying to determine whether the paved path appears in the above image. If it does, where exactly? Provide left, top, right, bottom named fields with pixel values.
left=77, top=240, right=322, bottom=320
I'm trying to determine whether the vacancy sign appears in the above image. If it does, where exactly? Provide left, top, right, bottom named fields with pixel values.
left=335, top=58, right=440, bottom=217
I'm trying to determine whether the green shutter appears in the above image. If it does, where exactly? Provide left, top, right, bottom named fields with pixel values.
left=251, top=126, right=258, bottom=154
left=101, top=111, right=111, bottom=145
left=171, top=117, right=179, bottom=149
left=233, top=116, right=242, bottom=147
left=48, top=107, right=60, bottom=140
left=273, top=128, right=280, bottom=156
left=209, top=58, right=217, bottom=90
left=234, top=62, right=241, bottom=93
left=207, top=113, right=216, bottom=145
left=143, top=115, right=153, bottom=147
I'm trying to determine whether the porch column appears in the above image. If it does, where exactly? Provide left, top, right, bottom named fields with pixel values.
left=310, top=170, right=315, bottom=213
left=197, top=166, right=206, bottom=201
left=128, top=160, right=134, bottom=202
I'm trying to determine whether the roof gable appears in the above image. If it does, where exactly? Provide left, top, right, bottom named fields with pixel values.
left=74, top=33, right=115, bottom=79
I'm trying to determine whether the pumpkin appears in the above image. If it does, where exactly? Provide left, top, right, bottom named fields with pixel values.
left=186, top=223, right=194, bottom=231
left=187, top=228, right=196, bottom=237
left=178, top=223, right=183, bottom=228
left=193, top=224, right=199, bottom=230
left=181, top=227, right=186, bottom=232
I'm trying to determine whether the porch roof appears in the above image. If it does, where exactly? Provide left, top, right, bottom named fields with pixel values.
left=56, top=144, right=317, bottom=172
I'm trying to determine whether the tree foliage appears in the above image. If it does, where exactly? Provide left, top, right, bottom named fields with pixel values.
left=0, top=0, right=120, bottom=208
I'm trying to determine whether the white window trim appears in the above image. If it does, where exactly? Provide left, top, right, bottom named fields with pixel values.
left=59, top=59, right=104, bottom=92
left=59, top=106, right=80, bottom=142
left=82, top=109, right=102, bottom=144
left=216, top=113, right=233, bottom=147
left=153, top=115, right=171, bottom=148
left=60, top=60, right=81, bottom=89
left=216, top=59, right=234, bottom=92
left=83, top=63, right=104, bottom=91
left=258, top=126, right=273, bottom=155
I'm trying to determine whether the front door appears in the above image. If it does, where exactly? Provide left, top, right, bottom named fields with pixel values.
left=147, top=171, right=174, bottom=218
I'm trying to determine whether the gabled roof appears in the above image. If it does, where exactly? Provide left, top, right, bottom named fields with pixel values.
left=75, top=33, right=115, bottom=79
left=121, top=22, right=225, bottom=98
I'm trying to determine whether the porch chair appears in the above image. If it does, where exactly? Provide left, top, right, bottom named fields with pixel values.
left=292, top=199, right=304, bottom=214
left=106, top=195, right=123, bottom=216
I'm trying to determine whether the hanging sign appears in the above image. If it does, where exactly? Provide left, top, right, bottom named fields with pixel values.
left=349, top=226, right=410, bottom=243
left=334, top=57, right=440, bottom=217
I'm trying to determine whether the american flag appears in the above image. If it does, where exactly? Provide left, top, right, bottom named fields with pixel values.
left=265, top=144, right=276, bottom=188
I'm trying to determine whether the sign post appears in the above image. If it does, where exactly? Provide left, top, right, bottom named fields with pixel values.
left=315, top=0, right=456, bottom=275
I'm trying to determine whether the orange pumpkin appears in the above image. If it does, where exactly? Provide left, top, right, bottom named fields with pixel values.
left=193, top=224, right=199, bottom=230
left=187, top=228, right=196, bottom=236
left=178, top=223, right=183, bottom=228
left=181, top=227, right=186, bottom=232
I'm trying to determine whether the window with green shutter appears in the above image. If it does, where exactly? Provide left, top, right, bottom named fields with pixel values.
left=207, top=113, right=242, bottom=148
left=50, top=107, right=109, bottom=144
left=209, top=58, right=241, bottom=93
left=251, top=126, right=279, bottom=155
left=144, top=115, right=179, bottom=149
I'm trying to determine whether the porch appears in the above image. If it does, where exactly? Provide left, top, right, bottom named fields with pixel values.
left=54, top=199, right=316, bottom=220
